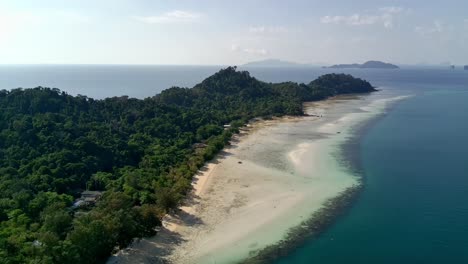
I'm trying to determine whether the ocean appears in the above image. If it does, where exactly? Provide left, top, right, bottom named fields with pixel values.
left=274, top=70, right=468, bottom=263
left=2, top=65, right=468, bottom=263
left=0, top=65, right=221, bottom=99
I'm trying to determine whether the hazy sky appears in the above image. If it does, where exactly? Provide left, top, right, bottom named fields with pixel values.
left=1, top=0, right=467, bottom=65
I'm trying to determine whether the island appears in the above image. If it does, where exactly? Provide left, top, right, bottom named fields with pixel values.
left=242, top=59, right=304, bottom=67
left=0, top=67, right=376, bottom=263
left=326, top=60, right=399, bottom=69
left=464, top=65, right=468, bottom=70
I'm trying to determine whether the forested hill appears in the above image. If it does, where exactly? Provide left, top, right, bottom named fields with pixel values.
left=0, top=67, right=375, bottom=263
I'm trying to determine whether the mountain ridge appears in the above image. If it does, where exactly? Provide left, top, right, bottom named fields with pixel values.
left=326, top=60, right=399, bottom=69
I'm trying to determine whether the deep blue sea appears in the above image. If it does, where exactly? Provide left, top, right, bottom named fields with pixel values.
left=272, top=69, right=468, bottom=263
left=2, top=65, right=468, bottom=263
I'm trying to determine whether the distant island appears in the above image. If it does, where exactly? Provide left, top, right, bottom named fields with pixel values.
left=242, top=59, right=304, bottom=67
left=464, top=65, right=468, bottom=70
left=326, top=60, right=399, bottom=69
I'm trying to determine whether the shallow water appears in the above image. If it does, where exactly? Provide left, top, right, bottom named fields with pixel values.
left=275, top=72, right=468, bottom=263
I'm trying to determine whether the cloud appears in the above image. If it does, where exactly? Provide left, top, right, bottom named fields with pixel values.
left=231, top=44, right=241, bottom=51
left=379, top=7, right=404, bottom=14
left=231, top=44, right=268, bottom=55
left=243, top=48, right=268, bottom=55
left=133, top=10, right=201, bottom=24
left=248, top=26, right=265, bottom=33
left=350, top=36, right=377, bottom=44
left=415, top=20, right=445, bottom=35
left=320, top=14, right=380, bottom=26
left=320, top=6, right=407, bottom=29
left=249, top=26, right=288, bottom=34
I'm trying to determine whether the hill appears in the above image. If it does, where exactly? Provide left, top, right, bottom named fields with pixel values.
left=327, top=60, right=399, bottom=69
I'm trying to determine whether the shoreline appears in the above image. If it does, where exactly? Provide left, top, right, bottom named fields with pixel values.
left=246, top=93, right=413, bottom=263
left=108, top=93, right=405, bottom=264
left=242, top=184, right=363, bottom=263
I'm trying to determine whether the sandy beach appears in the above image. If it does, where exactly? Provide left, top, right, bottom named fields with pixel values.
left=109, top=93, right=397, bottom=264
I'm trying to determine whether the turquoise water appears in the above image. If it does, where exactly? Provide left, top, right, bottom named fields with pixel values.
left=276, top=86, right=468, bottom=262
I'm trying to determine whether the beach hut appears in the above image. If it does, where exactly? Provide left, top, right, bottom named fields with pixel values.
left=72, top=191, right=103, bottom=208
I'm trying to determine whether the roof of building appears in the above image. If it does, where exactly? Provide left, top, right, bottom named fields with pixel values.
left=81, top=190, right=103, bottom=197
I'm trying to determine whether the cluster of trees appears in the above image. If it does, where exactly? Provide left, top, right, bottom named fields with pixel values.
left=0, top=67, right=375, bottom=263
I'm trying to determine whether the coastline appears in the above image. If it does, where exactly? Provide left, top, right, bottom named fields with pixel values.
left=244, top=94, right=412, bottom=263
left=108, top=92, right=404, bottom=264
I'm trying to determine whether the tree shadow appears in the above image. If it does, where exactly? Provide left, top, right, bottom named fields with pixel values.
left=108, top=228, right=187, bottom=263
left=225, top=143, right=238, bottom=150
left=180, top=193, right=201, bottom=207
left=109, top=207, right=204, bottom=263
left=210, top=150, right=232, bottom=164
left=170, top=208, right=204, bottom=227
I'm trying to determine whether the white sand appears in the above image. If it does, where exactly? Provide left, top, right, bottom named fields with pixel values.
left=109, top=93, right=403, bottom=264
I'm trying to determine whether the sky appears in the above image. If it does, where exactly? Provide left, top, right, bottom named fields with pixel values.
left=0, top=0, right=467, bottom=65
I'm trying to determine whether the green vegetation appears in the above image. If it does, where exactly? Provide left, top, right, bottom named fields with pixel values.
left=0, top=67, right=375, bottom=263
